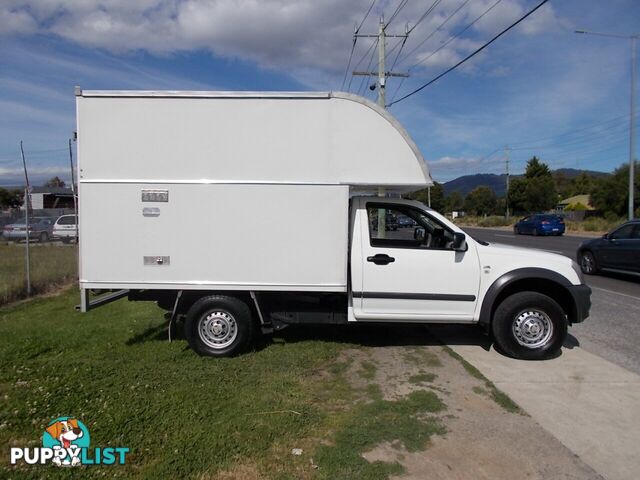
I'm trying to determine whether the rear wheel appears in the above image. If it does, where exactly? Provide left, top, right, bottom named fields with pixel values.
left=532, top=228, right=538, bottom=236
left=184, top=295, right=254, bottom=357
left=579, top=250, right=598, bottom=275
left=61, top=237, right=71, bottom=244
left=39, top=232, right=49, bottom=242
left=492, top=291, right=567, bottom=360
left=513, top=226, right=519, bottom=235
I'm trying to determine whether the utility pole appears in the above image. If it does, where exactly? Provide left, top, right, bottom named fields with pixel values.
left=19, top=141, right=31, bottom=297
left=576, top=30, right=638, bottom=220
left=504, top=146, right=511, bottom=219
left=352, top=17, right=409, bottom=108
left=353, top=17, right=410, bottom=234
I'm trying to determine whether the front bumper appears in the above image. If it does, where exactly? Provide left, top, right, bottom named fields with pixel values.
left=568, top=284, right=591, bottom=323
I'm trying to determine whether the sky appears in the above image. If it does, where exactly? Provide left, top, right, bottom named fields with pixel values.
left=0, top=0, right=638, bottom=187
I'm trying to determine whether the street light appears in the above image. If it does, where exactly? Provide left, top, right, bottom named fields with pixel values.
left=575, top=29, right=639, bottom=220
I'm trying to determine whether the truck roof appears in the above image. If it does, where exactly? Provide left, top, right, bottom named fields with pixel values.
left=76, top=89, right=432, bottom=191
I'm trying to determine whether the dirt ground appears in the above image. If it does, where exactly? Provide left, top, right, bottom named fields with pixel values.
left=347, top=344, right=603, bottom=480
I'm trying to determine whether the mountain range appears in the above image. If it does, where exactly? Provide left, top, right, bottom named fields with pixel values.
left=442, top=168, right=609, bottom=197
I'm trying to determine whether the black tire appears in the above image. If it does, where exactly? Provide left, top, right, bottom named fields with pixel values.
left=532, top=228, right=538, bottom=236
left=579, top=250, right=598, bottom=275
left=513, top=226, right=519, bottom=235
left=492, top=291, right=567, bottom=360
left=39, top=232, right=49, bottom=242
left=184, top=295, right=254, bottom=357
left=61, top=237, right=71, bottom=244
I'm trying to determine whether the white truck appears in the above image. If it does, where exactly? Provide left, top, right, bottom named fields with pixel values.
left=75, top=89, right=590, bottom=360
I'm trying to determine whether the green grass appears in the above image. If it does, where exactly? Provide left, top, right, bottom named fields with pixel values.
left=0, top=290, right=451, bottom=479
left=408, top=373, right=437, bottom=384
left=0, top=243, right=77, bottom=305
left=314, top=389, right=445, bottom=480
left=402, top=347, right=442, bottom=368
left=358, top=361, right=377, bottom=380
left=443, top=347, right=523, bottom=415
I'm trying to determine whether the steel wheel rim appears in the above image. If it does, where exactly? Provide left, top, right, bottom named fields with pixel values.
left=198, top=311, right=238, bottom=349
left=581, top=253, right=594, bottom=273
left=512, top=310, right=553, bottom=349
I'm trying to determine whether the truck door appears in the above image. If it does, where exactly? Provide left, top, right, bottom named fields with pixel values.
left=352, top=199, right=481, bottom=321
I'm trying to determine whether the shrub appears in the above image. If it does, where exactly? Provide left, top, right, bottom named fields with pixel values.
left=478, top=216, right=511, bottom=227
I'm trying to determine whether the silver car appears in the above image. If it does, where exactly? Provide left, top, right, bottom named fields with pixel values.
left=2, top=217, right=54, bottom=242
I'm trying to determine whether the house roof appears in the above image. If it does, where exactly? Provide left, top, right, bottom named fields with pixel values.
left=558, top=194, right=593, bottom=209
left=30, top=186, right=74, bottom=195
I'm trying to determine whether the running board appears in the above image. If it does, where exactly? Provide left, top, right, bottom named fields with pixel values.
left=76, top=289, right=130, bottom=312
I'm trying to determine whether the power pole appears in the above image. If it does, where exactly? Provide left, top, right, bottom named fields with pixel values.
left=504, top=146, right=511, bottom=219
left=352, top=17, right=409, bottom=108
left=19, top=141, right=31, bottom=297
left=353, top=17, right=410, bottom=234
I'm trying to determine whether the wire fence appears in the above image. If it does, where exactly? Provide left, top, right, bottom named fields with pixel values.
left=1, top=209, right=78, bottom=306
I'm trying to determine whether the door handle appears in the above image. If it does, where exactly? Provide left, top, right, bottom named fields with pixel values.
left=367, top=254, right=395, bottom=265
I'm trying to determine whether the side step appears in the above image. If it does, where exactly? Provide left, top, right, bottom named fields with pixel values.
left=76, top=289, right=129, bottom=312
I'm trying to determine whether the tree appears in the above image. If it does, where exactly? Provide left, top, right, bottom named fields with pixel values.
left=0, top=188, right=23, bottom=209
left=524, top=156, right=551, bottom=179
left=591, top=161, right=639, bottom=216
left=445, top=191, right=464, bottom=213
left=509, top=156, right=558, bottom=212
left=570, top=172, right=596, bottom=196
left=406, top=182, right=445, bottom=212
left=464, top=186, right=497, bottom=216
left=507, top=177, right=527, bottom=213
left=44, top=176, right=65, bottom=188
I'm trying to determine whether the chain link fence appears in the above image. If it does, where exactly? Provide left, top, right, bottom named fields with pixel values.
left=0, top=208, right=78, bottom=305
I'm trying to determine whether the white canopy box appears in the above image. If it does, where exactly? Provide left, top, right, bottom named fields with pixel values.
left=76, top=90, right=431, bottom=295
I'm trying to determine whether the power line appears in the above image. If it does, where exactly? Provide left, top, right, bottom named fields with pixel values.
left=386, top=0, right=410, bottom=29
left=397, top=0, right=470, bottom=67
left=357, top=38, right=379, bottom=95
left=387, top=0, right=550, bottom=107
left=357, top=0, right=377, bottom=32
left=348, top=38, right=378, bottom=91
left=409, top=0, right=504, bottom=72
left=408, top=0, right=443, bottom=34
left=341, top=37, right=358, bottom=90
left=508, top=111, right=639, bottom=148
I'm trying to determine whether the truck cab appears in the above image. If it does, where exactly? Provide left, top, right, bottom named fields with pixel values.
left=349, top=197, right=589, bottom=359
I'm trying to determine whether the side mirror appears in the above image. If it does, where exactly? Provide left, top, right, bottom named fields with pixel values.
left=603, top=233, right=609, bottom=239
left=414, top=227, right=425, bottom=242
left=452, top=232, right=467, bottom=251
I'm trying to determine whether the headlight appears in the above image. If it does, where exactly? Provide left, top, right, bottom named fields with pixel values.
left=571, top=260, right=584, bottom=283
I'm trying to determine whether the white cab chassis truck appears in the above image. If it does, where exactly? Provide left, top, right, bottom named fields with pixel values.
left=76, top=89, right=591, bottom=360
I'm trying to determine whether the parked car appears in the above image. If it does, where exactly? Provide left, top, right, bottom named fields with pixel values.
left=53, top=214, right=78, bottom=243
left=577, top=220, right=640, bottom=275
left=397, top=215, right=416, bottom=228
left=2, top=217, right=54, bottom=242
left=514, top=214, right=565, bottom=236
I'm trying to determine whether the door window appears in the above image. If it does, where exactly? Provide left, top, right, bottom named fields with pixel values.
left=610, top=224, right=635, bottom=240
left=366, top=204, right=455, bottom=250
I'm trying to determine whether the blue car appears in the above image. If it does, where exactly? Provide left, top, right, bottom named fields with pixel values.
left=514, top=214, right=565, bottom=236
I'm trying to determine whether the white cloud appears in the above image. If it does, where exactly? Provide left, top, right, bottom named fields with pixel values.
left=0, top=0, right=564, bottom=78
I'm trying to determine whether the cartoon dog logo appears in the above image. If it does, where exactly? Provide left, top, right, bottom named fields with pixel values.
left=44, top=418, right=86, bottom=466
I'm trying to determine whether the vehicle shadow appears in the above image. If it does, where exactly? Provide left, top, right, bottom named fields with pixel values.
left=126, top=318, right=577, bottom=360
left=256, top=323, right=495, bottom=353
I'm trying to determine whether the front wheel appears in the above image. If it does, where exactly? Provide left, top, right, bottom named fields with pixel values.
left=579, top=250, right=598, bottom=275
left=184, top=295, right=254, bottom=357
left=492, top=292, right=567, bottom=360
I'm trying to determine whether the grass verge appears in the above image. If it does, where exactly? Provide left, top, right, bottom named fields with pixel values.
left=0, top=243, right=77, bottom=305
left=0, top=290, right=450, bottom=479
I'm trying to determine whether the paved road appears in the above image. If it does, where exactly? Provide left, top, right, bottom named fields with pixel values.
left=463, top=227, right=640, bottom=375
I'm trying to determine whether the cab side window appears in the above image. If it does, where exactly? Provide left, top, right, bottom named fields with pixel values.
left=366, top=204, right=455, bottom=250
left=610, top=224, right=635, bottom=240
